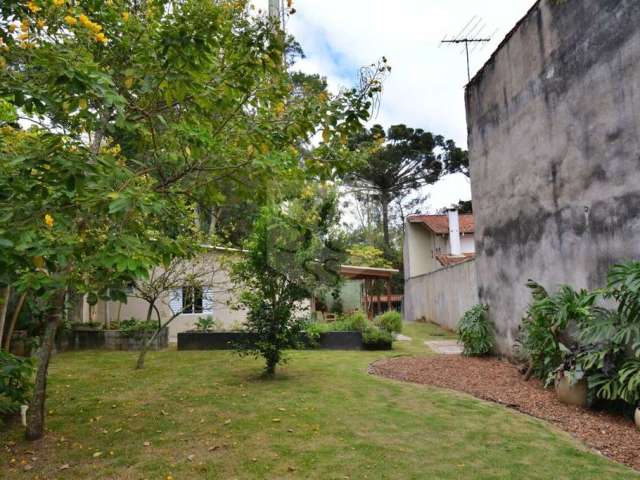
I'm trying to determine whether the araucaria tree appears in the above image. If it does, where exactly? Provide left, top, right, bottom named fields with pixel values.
left=347, top=124, right=466, bottom=248
left=233, top=186, right=344, bottom=377
left=0, top=0, right=387, bottom=439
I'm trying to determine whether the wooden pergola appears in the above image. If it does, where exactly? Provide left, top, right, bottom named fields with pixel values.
left=339, top=265, right=399, bottom=318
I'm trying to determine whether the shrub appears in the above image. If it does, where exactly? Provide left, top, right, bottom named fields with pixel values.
left=375, top=311, right=402, bottom=334
left=339, top=310, right=368, bottom=332
left=0, top=350, right=34, bottom=418
left=194, top=316, right=218, bottom=332
left=362, top=325, right=393, bottom=350
left=119, top=318, right=157, bottom=338
left=457, top=304, right=494, bottom=357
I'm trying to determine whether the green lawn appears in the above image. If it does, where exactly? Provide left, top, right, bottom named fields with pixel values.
left=2, top=322, right=638, bottom=479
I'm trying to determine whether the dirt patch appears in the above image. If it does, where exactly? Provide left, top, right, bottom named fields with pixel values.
left=369, top=355, right=640, bottom=471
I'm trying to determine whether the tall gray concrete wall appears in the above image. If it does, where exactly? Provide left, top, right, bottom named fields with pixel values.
left=465, top=0, right=640, bottom=354
left=404, top=260, right=478, bottom=331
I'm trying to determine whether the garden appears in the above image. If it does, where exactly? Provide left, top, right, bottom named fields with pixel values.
left=372, top=260, right=640, bottom=472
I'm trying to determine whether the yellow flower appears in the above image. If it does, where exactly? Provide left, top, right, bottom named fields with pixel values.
left=21, top=18, right=30, bottom=30
left=8, top=24, right=16, bottom=32
left=52, top=0, right=64, bottom=5
left=19, top=32, right=29, bottom=41
left=44, top=214, right=54, bottom=228
left=36, top=19, right=46, bottom=29
left=78, top=14, right=90, bottom=26
left=95, top=32, right=107, bottom=44
left=64, top=16, right=77, bottom=26
left=89, top=22, right=102, bottom=33
left=121, top=11, right=129, bottom=22
left=27, top=1, right=41, bottom=13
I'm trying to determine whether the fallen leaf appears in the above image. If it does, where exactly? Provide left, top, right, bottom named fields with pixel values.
left=208, top=446, right=220, bottom=452
left=272, top=418, right=281, bottom=423
left=92, top=451, right=103, bottom=458
left=114, top=428, right=122, bottom=433
left=224, top=419, right=231, bottom=425
left=187, top=454, right=195, bottom=462
left=60, top=464, right=70, bottom=470
left=143, top=442, right=150, bottom=447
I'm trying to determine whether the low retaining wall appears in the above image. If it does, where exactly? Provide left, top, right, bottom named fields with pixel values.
left=403, top=259, right=479, bottom=331
left=57, top=328, right=169, bottom=351
left=177, top=331, right=365, bottom=351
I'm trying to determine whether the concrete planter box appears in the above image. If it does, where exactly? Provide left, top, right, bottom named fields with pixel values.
left=363, top=338, right=393, bottom=351
left=178, top=331, right=256, bottom=350
left=177, top=331, right=364, bottom=351
left=314, top=331, right=363, bottom=350
left=58, top=328, right=168, bottom=351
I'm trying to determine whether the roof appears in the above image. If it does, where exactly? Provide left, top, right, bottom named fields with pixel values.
left=340, top=265, right=399, bottom=279
left=407, top=214, right=475, bottom=235
left=436, top=253, right=475, bottom=268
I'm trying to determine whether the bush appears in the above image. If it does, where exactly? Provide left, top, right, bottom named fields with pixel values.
left=339, top=310, right=368, bottom=332
left=375, top=311, right=402, bottom=334
left=194, top=316, right=218, bottom=332
left=457, top=304, right=494, bottom=357
left=119, top=318, right=157, bottom=338
left=0, top=350, right=34, bottom=418
left=362, top=325, right=393, bottom=350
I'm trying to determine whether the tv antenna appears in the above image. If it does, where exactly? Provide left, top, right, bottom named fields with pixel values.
left=441, top=16, right=496, bottom=83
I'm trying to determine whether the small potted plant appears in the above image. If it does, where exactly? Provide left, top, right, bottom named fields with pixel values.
left=554, top=344, right=588, bottom=407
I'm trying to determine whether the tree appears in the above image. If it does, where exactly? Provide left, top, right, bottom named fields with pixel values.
left=442, top=139, right=470, bottom=177
left=347, top=124, right=444, bottom=248
left=0, top=0, right=387, bottom=440
left=130, top=253, right=231, bottom=369
left=233, top=186, right=343, bottom=376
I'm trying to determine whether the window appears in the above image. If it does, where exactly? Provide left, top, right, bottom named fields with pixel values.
left=183, top=286, right=203, bottom=314
left=171, top=286, right=213, bottom=315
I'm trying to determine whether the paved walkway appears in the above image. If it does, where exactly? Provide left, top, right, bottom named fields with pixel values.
left=394, top=334, right=412, bottom=342
left=424, top=340, right=462, bottom=355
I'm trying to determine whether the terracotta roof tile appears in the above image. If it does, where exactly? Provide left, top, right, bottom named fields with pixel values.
left=407, top=214, right=475, bottom=234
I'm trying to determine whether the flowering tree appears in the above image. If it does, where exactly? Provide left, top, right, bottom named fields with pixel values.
left=0, top=0, right=386, bottom=439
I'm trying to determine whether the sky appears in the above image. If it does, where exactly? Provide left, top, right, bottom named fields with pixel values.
left=254, top=0, right=535, bottom=212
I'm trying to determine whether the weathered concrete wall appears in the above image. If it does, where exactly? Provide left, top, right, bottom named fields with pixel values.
left=403, top=260, right=478, bottom=331
left=466, top=0, right=640, bottom=354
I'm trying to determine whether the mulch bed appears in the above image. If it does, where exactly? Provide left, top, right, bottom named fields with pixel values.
left=369, top=355, right=640, bottom=471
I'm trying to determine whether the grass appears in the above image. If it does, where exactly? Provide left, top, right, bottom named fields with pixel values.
left=1, top=322, right=638, bottom=479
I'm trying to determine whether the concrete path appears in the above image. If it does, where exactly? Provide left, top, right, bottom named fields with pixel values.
left=424, top=340, right=462, bottom=355
left=394, top=334, right=412, bottom=342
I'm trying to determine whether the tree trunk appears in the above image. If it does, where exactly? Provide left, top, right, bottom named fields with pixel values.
left=135, top=300, right=157, bottom=370
left=25, top=289, right=66, bottom=441
left=0, top=286, right=11, bottom=349
left=381, top=197, right=390, bottom=248
left=4, top=291, right=27, bottom=351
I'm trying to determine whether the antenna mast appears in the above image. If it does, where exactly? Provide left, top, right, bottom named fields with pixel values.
left=441, top=17, right=494, bottom=83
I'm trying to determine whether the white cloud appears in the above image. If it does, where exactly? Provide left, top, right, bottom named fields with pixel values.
left=253, top=0, right=534, bottom=211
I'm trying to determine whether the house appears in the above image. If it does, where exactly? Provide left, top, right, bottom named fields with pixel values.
left=465, top=0, right=640, bottom=354
left=71, top=247, right=247, bottom=342
left=403, top=210, right=475, bottom=278
left=402, top=210, right=479, bottom=329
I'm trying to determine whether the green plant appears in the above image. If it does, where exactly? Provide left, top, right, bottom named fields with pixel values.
left=119, top=318, right=157, bottom=338
left=375, top=311, right=402, bottom=334
left=362, top=325, right=393, bottom=350
left=519, top=281, right=598, bottom=385
left=0, top=350, right=34, bottom=418
left=457, top=304, right=493, bottom=357
left=338, top=310, right=368, bottom=332
left=194, top=316, right=218, bottom=332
